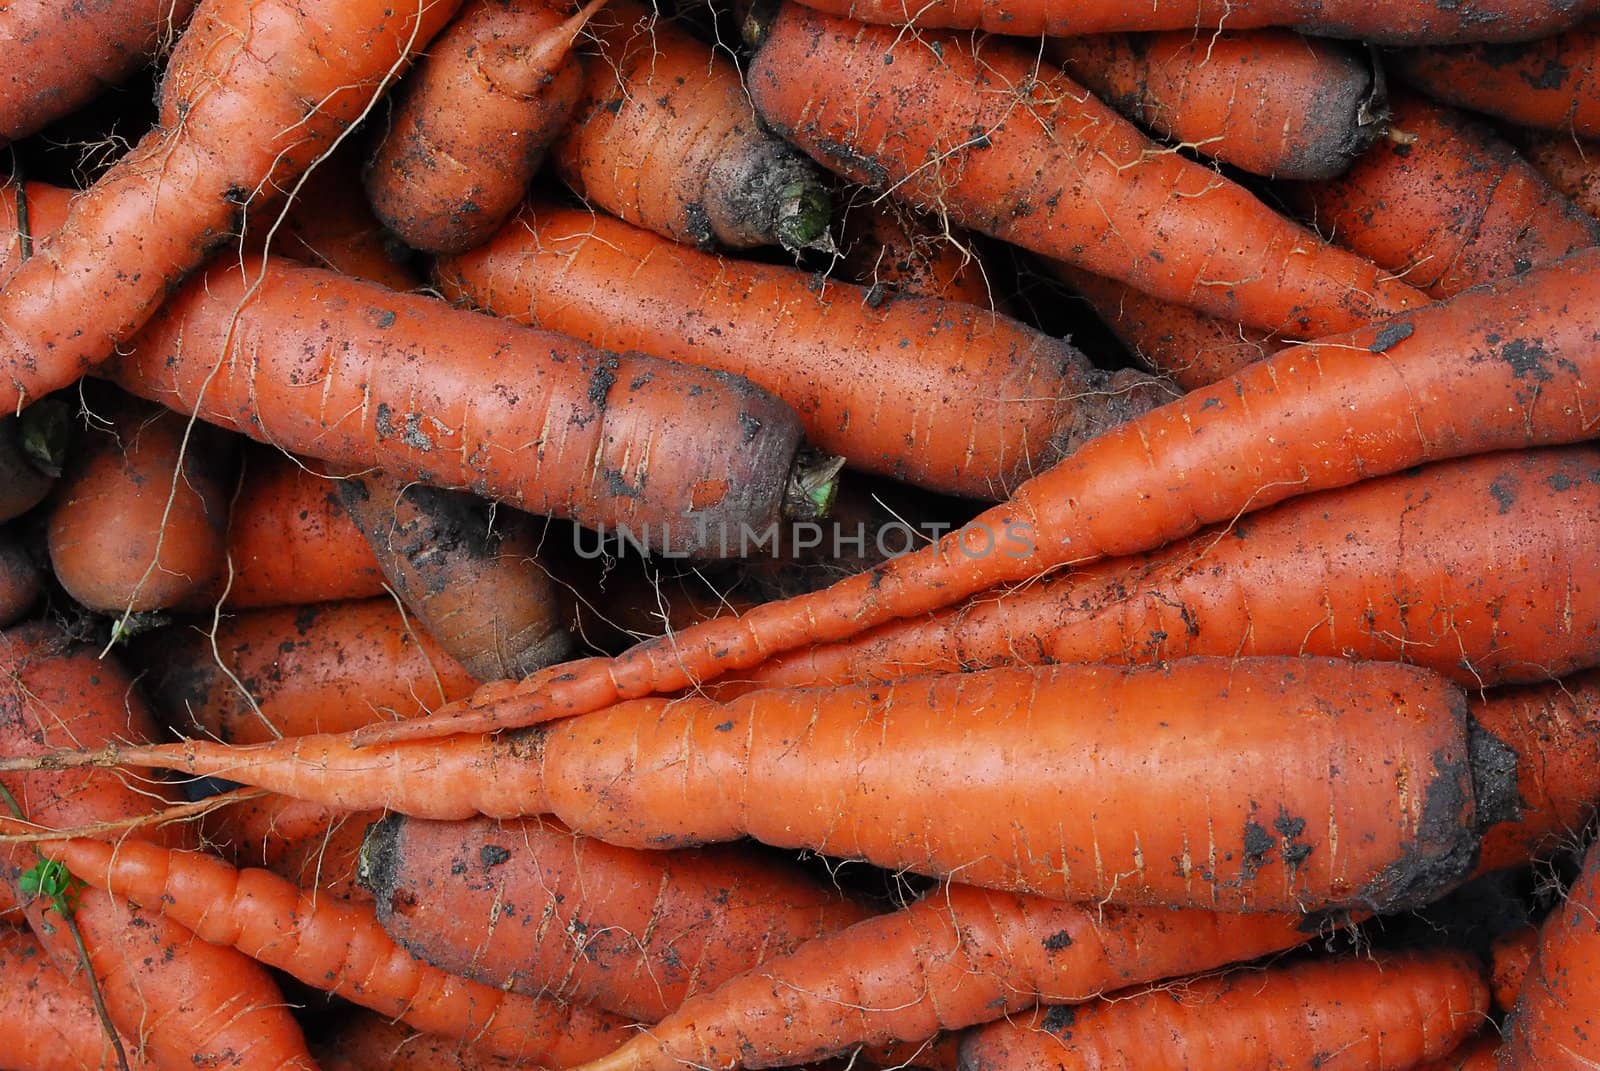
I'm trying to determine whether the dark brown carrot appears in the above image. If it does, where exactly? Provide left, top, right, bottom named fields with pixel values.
left=0, top=533, right=40, bottom=629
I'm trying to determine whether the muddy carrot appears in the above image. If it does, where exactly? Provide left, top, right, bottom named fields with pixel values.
left=1500, top=835, right=1600, bottom=1068
left=835, top=199, right=1002, bottom=309
left=1396, top=25, right=1600, bottom=138
left=1520, top=134, right=1600, bottom=224
left=1492, top=925, right=1538, bottom=1013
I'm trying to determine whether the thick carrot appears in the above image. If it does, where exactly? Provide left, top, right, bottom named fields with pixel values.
left=356, top=235, right=1600, bottom=748
left=786, top=0, right=1587, bottom=41
left=1500, top=835, right=1600, bottom=1069
left=0, top=623, right=315, bottom=1071
left=1048, top=30, right=1384, bottom=179
left=107, top=256, right=815, bottom=560
left=361, top=813, right=875, bottom=1022
left=1491, top=925, right=1538, bottom=1013
left=1289, top=91, right=1600, bottom=299
left=47, top=836, right=630, bottom=1067
left=1521, top=134, right=1600, bottom=224
left=0, top=533, right=40, bottom=628
left=725, top=447, right=1600, bottom=694
left=367, top=0, right=600, bottom=254
left=1396, top=26, right=1600, bottom=138
left=552, top=0, right=830, bottom=250
left=336, top=474, right=575, bottom=680
left=221, top=448, right=386, bottom=608
left=0, top=0, right=464, bottom=414
left=0, top=926, right=143, bottom=1071
left=835, top=199, right=1001, bottom=309
left=957, top=949, right=1488, bottom=1071
left=568, top=882, right=1315, bottom=1071
left=745, top=4, right=1424, bottom=338
left=437, top=202, right=1172, bottom=499
left=202, top=793, right=376, bottom=904
left=312, top=1011, right=520, bottom=1071
left=132, top=598, right=478, bottom=743
left=47, top=395, right=236, bottom=614
left=54, top=658, right=1490, bottom=915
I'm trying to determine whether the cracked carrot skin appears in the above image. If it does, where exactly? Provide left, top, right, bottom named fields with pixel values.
left=1395, top=25, right=1600, bottom=138
left=437, top=203, right=1173, bottom=499
left=0, top=0, right=464, bottom=415
left=366, top=0, right=597, bottom=255
left=360, top=813, right=876, bottom=1022
left=0, top=926, right=145, bottom=1071
left=1048, top=30, right=1384, bottom=180
left=566, top=883, right=1315, bottom=1071
left=1500, top=836, right=1600, bottom=1069
left=48, top=836, right=629, bottom=1067
left=1289, top=91, right=1600, bottom=299
left=745, top=3, right=1425, bottom=339
left=105, top=256, right=807, bottom=560
left=958, top=949, right=1488, bottom=1071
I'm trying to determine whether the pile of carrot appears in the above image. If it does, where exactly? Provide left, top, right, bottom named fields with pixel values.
left=1, top=1, right=1599, bottom=1068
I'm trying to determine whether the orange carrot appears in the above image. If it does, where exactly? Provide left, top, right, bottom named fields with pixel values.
left=0, top=0, right=464, bottom=414
left=266, top=146, right=419, bottom=291
left=0, top=533, right=40, bottom=628
left=336, top=474, right=575, bottom=680
left=1520, top=134, right=1600, bottom=224
left=956, top=949, right=1488, bottom=1071
left=0, top=926, right=143, bottom=1071
left=1413, top=1035, right=1500, bottom=1071
left=1396, top=26, right=1600, bottom=138
left=1289, top=91, right=1600, bottom=298
left=47, top=836, right=630, bottom=1066
left=1049, top=30, right=1384, bottom=179
left=565, top=882, right=1316, bottom=1071
left=552, top=0, right=830, bottom=250
left=312, top=1010, right=521, bottom=1071
left=1500, top=835, right=1600, bottom=1069
left=835, top=199, right=1002, bottom=309
left=366, top=0, right=601, bottom=254
left=437, top=202, right=1172, bottom=499
left=202, top=794, right=376, bottom=904
left=745, top=3, right=1425, bottom=338
left=1491, top=925, right=1538, bottom=1014
left=108, top=256, right=815, bottom=560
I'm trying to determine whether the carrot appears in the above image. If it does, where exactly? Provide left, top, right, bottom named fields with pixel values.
left=744, top=4, right=1425, bottom=339
left=438, top=202, right=1172, bottom=499
left=0, top=2, right=196, bottom=144
left=355, top=236, right=1600, bottom=749
left=360, top=813, right=874, bottom=1023
left=48, top=657, right=1493, bottom=915
left=1491, top=925, right=1538, bottom=1013
left=1396, top=26, right=1600, bottom=138
left=367, top=0, right=602, bottom=255
left=221, top=448, right=386, bottom=608
left=835, top=199, right=1002, bottom=309
left=1289, top=91, right=1600, bottom=299
left=265, top=146, right=418, bottom=291
left=1520, top=134, right=1600, bottom=224
left=0, top=926, right=142, bottom=1071
left=0, top=533, right=41, bottom=628
left=551, top=0, right=830, bottom=250
left=45, top=836, right=631, bottom=1067
left=1413, top=1035, right=1499, bottom=1071
left=0, top=623, right=315, bottom=1071
left=0, top=0, right=465, bottom=415
left=312, top=1010, right=521, bottom=1071
left=957, top=949, right=1488, bottom=1071
left=46, top=394, right=235, bottom=614
left=1049, top=262, right=1286, bottom=390
left=774, top=0, right=1590, bottom=42
left=1047, top=30, right=1384, bottom=179
left=133, top=598, right=478, bottom=743
left=0, top=416, right=54, bottom=523
left=107, top=256, right=817, bottom=560
left=336, top=474, right=575, bottom=680
left=202, top=793, right=376, bottom=904
left=1500, top=835, right=1600, bottom=1069
left=724, top=446, right=1600, bottom=695
left=567, top=882, right=1317, bottom=1071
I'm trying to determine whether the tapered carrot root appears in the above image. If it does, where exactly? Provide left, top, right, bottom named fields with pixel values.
left=438, top=203, right=1172, bottom=499
left=1290, top=92, right=1600, bottom=298
left=0, top=623, right=316, bottom=1071
left=1396, top=26, right=1600, bottom=138
left=1491, top=926, right=1538, bottom=1013
left=337, top=475, right=574, bottom=680
left=132, top=599, right=478, bottom=744
left=0, top=0, right=464, bottom=415
left=361, top=814, right=875, bottom=1022
left=836, top=200, right=1002, bottom=309
left=366, top=0, right=600, bottom=254
left=49, top=836, right=630, bottom=1066
left=202, top=794, right=377, bottom=904
left=107, top=256, right=811, bottom=560
left=958, top=950, right=1488, bottom=1071
left=1500, top=836, right=1600, bottom=1069
left=553, top=0, right=830, bottom=250
left=568, top=883, right=1315, bottom=1071
left=0, top=926, right=141, bottom=1071
left=1049, top=30, right=1384, bottom=179
left=0, top=535, right=40, bottom=628
left=746, top=3, right=1425, bottom=338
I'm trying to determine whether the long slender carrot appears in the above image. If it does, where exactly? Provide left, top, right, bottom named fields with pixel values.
left=0, top=926, right=143, bottom=1071
left=437, top=202, right=1172, bottom=499
left=1289, top=91, right=1600, bottom=298
left=1500, top=835, right=1600, bottom=1069
left=565, top=882, right=1316, bottom=1071
left=353, top=249, right=1600, bottom=748
left=744, top=3, right=1425, bottom=338
left=1048, top=30, right=1384, bottom=179
left=0, top=0, right=464, bottom=415
left=957, top=949, right=1488, bottom=1071
left=0, top=533, right=40, bottom=628
left=45, top=836, right=630, bottom=1067
left=1396, top=26, right=1600, bottom=138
